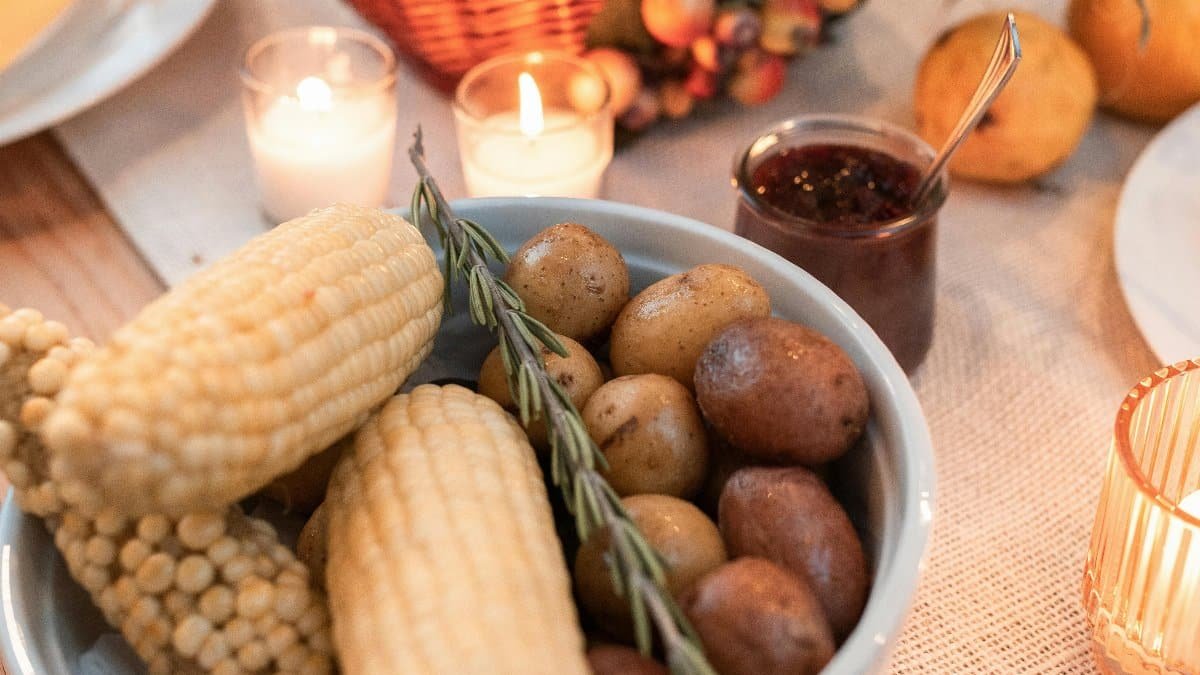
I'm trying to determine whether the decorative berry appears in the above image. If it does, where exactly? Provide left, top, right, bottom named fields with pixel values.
left=640, top=0, right=716, bottom=48
left=728, top=50, right=787, bottom=105
left=659, top=80, right=696, bottom=119
left=583, top=47, right=644, bottom=116
left=690, top=36, right=722, bottom=72
left=760, top=0, right=823, bottom=57
left=713, top=7, right=763, bottom=48
left=684, top=66, right=718, bottom=100
left=619, top=88, right=662, bottom=131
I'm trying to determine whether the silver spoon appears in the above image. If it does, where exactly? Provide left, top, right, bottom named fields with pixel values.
left=911, top=13, right=1022, bottom=207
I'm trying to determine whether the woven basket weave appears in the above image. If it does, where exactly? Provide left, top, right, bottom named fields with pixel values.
left=346, top=0, right=606, bottom=92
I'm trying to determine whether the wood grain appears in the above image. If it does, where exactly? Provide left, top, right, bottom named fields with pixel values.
left=0, top=133, right=162, bottom=342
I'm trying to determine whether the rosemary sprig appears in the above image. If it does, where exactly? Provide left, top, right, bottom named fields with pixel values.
left=408, top=128, right=716, bottom=675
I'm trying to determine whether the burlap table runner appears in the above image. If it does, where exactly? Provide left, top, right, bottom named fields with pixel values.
left=52, top=0, right=1169, bottom=670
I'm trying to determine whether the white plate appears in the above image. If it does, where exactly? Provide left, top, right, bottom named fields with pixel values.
left=0, top=198, right=934, bottom=674
left=0, top=0, right=216, bottom=147
left=1115, top=103, right=1200, bottom=365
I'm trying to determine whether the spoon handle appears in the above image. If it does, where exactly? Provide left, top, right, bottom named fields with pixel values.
left=912, top=13, right=1022, bottom=207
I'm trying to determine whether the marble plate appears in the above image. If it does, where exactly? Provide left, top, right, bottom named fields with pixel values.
left=1115, top=103, right=1200, bottom=365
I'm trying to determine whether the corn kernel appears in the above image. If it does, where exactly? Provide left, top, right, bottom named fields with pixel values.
left=235, top=576, right=274, bottom=619
left=172, top=614, right=212, bottom=658
left=224, top=617, right=255, bottom=649
left=27, top=357, right=67, bottom=395
left=119, top=539, right=153, bottom=572
left=135, top=553, right=176, bottom=594
left=175, top=555, right=215, bottom=594
left=199, top=585, right=235, bottom=624
left=197, top=631, right=230, bottom=670
left=177, top=512, right=226, bottom=550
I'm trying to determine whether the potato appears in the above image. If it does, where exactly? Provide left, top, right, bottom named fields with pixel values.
left=575, top=494, right=727, bottom=636
left=680, top=557, right=835, bottom=675
left=505, top=222, right=630, bottom=342
left=1069, top=0, right=1200, bottom=123
left=478, top=334, right=604, bottom=448
left=260, top=437, right=348, bottom=514
left=719, top=466, right=868, bottom=639
left=297, top=501, right=329, bottom=587
left=610, top=264, right=770, bottom=388
left=586, top=645, right=669, bottom=674
left=695, top=317, right=868, bottom=465
left=582, top=374, right=708, bottom=498
left=914, top=11, right=1097, bottom=183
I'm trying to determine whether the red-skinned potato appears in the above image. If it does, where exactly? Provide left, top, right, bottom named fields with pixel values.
left=586, top=645, right=669, bottom=674
left=681, top=557, right=835, bottom=675
left=695, top=317, right=868, bottom=465
left=719, top=466, right=868, bottom=640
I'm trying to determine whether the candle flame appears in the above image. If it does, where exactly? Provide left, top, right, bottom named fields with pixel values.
left=296, top=76, right=333, bottom=112
left=518, top=72, right=544, bottom=138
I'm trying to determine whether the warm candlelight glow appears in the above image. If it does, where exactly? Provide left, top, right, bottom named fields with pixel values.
left=518, top=72, right=544, bottom=138
left=296, top=76, right=333, bottom=112
left=453, top=51, right=613, bottom=198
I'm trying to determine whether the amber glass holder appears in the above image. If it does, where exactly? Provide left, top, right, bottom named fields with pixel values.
left=1084, top=359, right=1200, bottom=675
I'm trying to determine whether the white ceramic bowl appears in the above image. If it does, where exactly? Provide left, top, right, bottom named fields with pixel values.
left=0, top=197, right=935, bottom=674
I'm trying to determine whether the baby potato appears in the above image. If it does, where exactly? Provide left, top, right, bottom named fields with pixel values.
left=681, top=557, right=835, bottom=675
left=297, top=501, right=329, bottom=587
left=575, top=494, right=727, bottom=637
left=582, top=374, right=708, bottom=498
left=610, top=264, right=770, bottom=389
left=505, top=222, right=630, bottom=342
left=586, top=645, right=669, bottom=675
left=477, top=334, right=605, bottom=448
left=695, top=317, right=868, bottom=465
left=719, top=466, right=868, bottom=640
left=260, top=436, right=349, bottom=514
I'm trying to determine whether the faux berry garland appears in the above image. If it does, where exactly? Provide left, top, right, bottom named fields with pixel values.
left=347, top=0, right=863, bottom=132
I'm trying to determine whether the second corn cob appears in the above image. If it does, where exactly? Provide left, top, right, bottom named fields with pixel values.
left=0, top=305, right=336, bottom=675
left=40, top=204, right=444, bottom=517
left=324, top=384, right=589, bottom=675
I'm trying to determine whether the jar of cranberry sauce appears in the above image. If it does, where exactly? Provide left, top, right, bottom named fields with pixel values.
left=733, top=115, right=949, bottom=373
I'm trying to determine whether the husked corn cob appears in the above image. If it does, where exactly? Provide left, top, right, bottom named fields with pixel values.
left=0, top=306, right=335, bottom=675
left=0, top=304, right=95, bottom=517
left=325, top=384, right=588, bottom=675
left=55, top=505, right=334, bottom=675
left=41, top=204, right=444, bottom=516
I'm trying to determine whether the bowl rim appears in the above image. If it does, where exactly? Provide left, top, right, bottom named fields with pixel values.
left=0, top=196, right=935, bottom=674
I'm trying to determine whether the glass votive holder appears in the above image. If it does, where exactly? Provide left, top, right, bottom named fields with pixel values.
left=1084, top=358, right=1200, bottom=675
left=732, top=115, right=948, bottom=373
left=453, top=50, right=613, bottom=198
left=240, top=26, right=397, bottom=223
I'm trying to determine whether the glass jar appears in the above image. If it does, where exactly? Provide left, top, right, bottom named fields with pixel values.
left=733, top=114, right=948, bottom=373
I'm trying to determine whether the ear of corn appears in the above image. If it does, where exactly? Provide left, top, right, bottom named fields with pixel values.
left=0, top=304, right=95, bottom=517
left=40, top=204, right=444, bottom=517
left=324, top=384, right=588, bottom=675
left=1, top=305, right=336, bottom=675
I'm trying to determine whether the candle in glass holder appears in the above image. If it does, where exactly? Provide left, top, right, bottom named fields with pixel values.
left=453, top=51, right=613, bottom=198
left=241, top=26, right=397, bottom=223
left=1084, top=358, right=1200, bottom=675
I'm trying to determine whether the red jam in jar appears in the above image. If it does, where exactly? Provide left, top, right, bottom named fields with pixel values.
left=734, top=117, right=946, bottom=373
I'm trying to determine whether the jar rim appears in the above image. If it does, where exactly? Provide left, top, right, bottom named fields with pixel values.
left=732, top=113, right=949, bottom=238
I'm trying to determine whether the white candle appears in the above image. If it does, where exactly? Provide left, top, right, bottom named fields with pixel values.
left=456, top=65, right=613, bottom=198
left=247, top=76, right=396, bottom=223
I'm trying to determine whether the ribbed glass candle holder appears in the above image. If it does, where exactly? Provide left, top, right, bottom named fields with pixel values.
left=1084, top=359, right=1200, bottom=675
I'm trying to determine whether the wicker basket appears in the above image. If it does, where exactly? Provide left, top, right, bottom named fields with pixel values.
left=346, top=0, right=606, bottom=93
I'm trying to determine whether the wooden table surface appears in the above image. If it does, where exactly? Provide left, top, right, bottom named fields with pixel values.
left=0, top=132, right=162, bottom=340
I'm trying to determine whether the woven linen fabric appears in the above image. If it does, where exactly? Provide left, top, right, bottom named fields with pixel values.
left=888, top=165, right=1162, bottom=672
